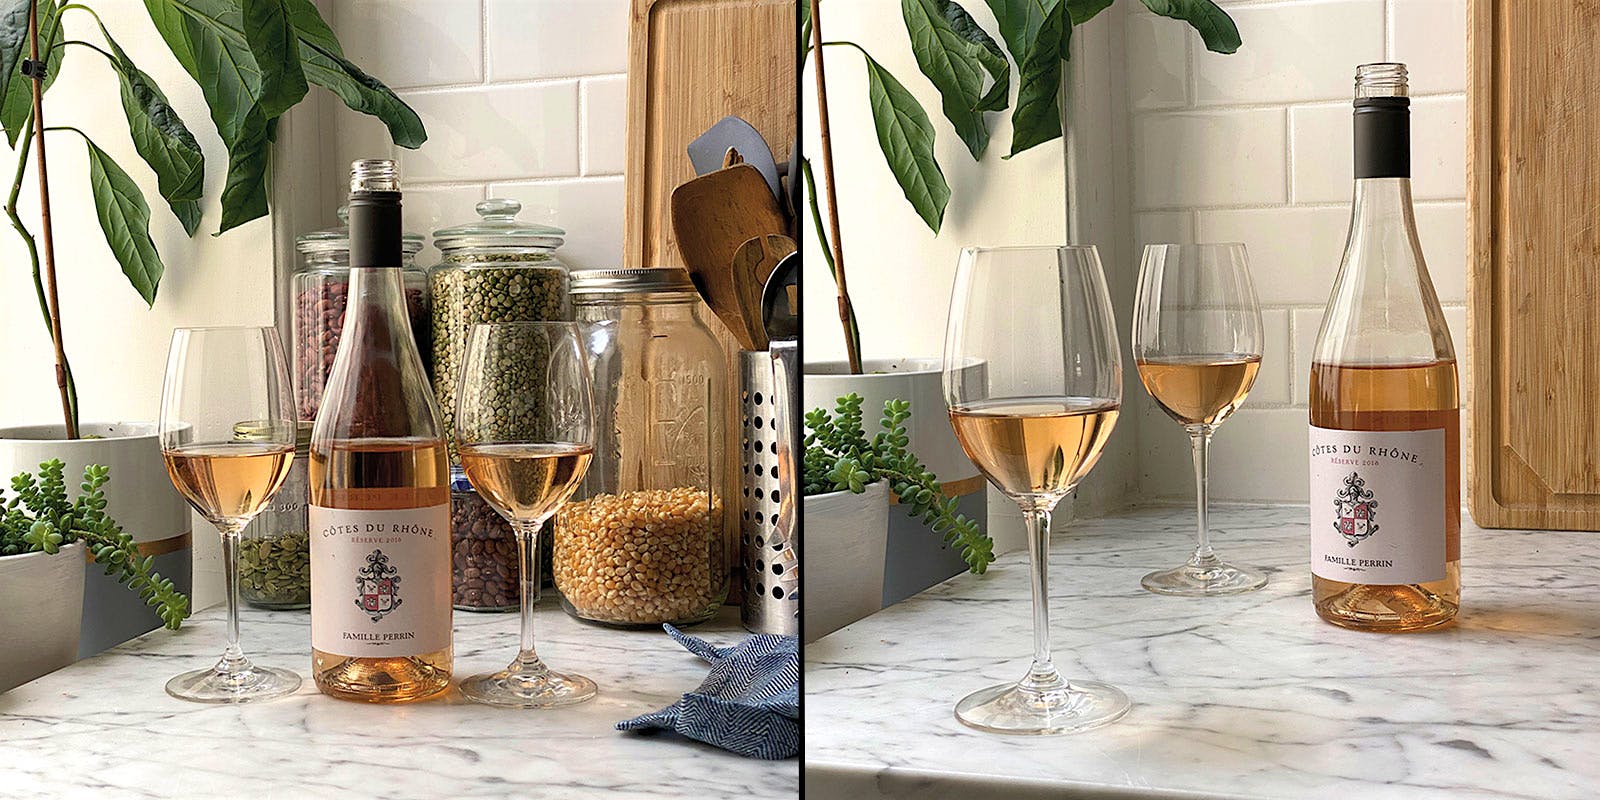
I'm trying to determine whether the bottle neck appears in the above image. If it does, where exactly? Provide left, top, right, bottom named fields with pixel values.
left=1353, top=97, right=1409, bottom=179
left=1350, top=177, right=1418, bottom=236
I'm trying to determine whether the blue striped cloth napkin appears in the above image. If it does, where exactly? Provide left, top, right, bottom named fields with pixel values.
left=617, top=625, right=799, bottom=759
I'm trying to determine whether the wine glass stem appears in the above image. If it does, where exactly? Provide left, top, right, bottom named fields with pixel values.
left=1021, top=506, right=1063, bottom=692
left=217, top=521, right=250, bottom=675
left=512, top=520, right=545, bottom=672
left=1188, top=427, right=1217, bottom=566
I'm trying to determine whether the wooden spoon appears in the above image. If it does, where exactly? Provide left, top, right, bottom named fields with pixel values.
left=671, top=163, right=789, bottom=349
left=730, top=234, right=797, bottom=349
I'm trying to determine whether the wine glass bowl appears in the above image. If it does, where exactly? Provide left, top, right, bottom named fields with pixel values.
left=454, top=321, right=597, bottom=708
left=942, top=245, right=1128, bottom=735
left=158, top=326, right=302, bottom=703
left=1133, top=243, right=1267, bottom=596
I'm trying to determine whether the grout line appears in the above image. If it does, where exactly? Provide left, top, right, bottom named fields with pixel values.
left=1383, top=0, right=1393, bottom=61
left=1130, top=90, right=1466, bottom=117
left=484, top=174, right=625, bottom=189
left=578, top=80, right=591, bottom=176
left=396, top=74, right=622, bottom=96
left=478, top=0, right=489, bottom=85
left=1284, top=106, right=1296, bottom=203
left=1134, top=197, right=1464, bottom=213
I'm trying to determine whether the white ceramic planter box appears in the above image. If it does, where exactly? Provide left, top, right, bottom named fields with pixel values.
left=804, top=359, right=983, bottom=605
left=0, top=544, right=85, bottom=693
left=0, top=423, right=192, bottom=658
left=802, top=482, right=889, bottom=643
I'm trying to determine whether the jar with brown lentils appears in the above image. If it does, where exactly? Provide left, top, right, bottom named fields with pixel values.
left=450, top=469, right=553, bottom=612
left=292, top=206, right=429, bottom=422
left=557, top=269, right=731, bottom=628
left=427, top=199, right=572, bottom=464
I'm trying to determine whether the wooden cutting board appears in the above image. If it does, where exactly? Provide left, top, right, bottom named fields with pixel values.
left=1468, top=0, right=1600, bottom=529
left=623, top=0, right=795, bottom=269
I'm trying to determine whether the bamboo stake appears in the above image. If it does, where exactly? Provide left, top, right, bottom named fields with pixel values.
left=808, top=0, right=862, bottom=374
left=28, top=0, right=75, bottom=438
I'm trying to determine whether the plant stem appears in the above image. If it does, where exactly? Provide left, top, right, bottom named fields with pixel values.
left=800, top=158, right=860, bottom=357
left=27, top=0, right=77, bottom=438
left=807, top=0, right=862, bottom=374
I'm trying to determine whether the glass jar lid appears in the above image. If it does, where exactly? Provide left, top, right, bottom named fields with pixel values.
left=295, top=205, right=424, bottom=260
left=570, top=267, right=696, bottom=299
left=433, top=198, right=565, bottom=254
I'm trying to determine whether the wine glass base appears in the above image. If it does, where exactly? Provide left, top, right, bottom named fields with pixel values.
left=1141, top=561, right=1267, bottom=596
left=955, top=679, right=1129, bottom=735
left=459, top=669, right=597, bottom=709
left=165, top=665, right=301, bottom=704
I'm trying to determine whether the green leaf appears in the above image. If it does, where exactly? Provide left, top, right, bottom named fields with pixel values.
left=99, top=29, right=206, bottom=235
left=1139, top=0, right=1240, bottom=54
left=984, top=0, right=1051, bottom=59
left=85, top=140, right=166, bottom=306
left=147, top=0, right=274, bottom=234
left=799, top=0, right=811, bottom=62
left=862, top=52, right=949, bottom=233
left=1064, top=0, right=1114, bottom=24
left=282, top=0, right=425, bottom=148
left=901, top=0, right=1009, bottom=159
left=1004, top=0, right=1070, bottom=158
left=943, top=1, right=1010, bottom=111
left=241, top=0, right=307, bottom=117
left=0, top=0, right=62, bottom=148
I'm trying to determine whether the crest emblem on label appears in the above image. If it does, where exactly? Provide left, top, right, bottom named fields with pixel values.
left=1334, top=472, right=1378, bottom=548
left=356, top=549, right=403, bottom=621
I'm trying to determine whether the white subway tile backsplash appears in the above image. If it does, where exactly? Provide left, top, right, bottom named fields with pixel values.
left=485, top=0, right=630, bottom=81
left=1125, top=11, right=1190, bottom=111
left=488, top=177, right=625, bottom=271
left=1256, top=308, right=1292, bottom=405
left=1291, top=306, right=1322, bottom=405
left=1416, top=202, right=1466, bottom=304
left=1141, top=405, right=1311, bottom=502
left=338, top=0, right=484, bottom=89
left=403, top=183, right=488, bottom=266
left=581, top=76, right=628, bottom=175
left=398, top=82, right=581, bottom=182
left=1133, top=211, right=1196, bottom=246
left=1197, top=206, right=1347, bottom=305
left=1134, top=109, right=1287, bottom=208
left=1193, top=0, right=1383, bottom=106
left=1390, top=0, right=1468, bottom=94
left=1411, top=95, right=1467, bottom=200
left=1288, top=101, right=1350, bottom=204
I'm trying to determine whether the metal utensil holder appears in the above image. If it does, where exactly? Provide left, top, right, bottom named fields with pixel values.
left=739, top=341, right=798, bottom=635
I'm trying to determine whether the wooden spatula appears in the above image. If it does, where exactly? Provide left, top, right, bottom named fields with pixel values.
left=671, top=163, right=789, bottom=349
left=729, top=234, right=797, bottom=349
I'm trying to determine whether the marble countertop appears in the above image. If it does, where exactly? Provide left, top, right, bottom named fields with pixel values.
left=806, top=504, right=1600, bottom=800
left=0, top=601, right=796, bottom=799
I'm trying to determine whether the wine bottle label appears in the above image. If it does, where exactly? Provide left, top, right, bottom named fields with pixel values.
left=1309, top=426, right=1446, bottom=584
left=309, top=504, right=451, bottom=657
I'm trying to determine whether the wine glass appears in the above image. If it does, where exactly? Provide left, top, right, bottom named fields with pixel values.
left=159, top=326, right=302, bottom=703
left=1133, top=243, right=1267, bottom=595
left=454, top=322, right=596, bottom=708
left=942, top=245, right=1127, bottom=735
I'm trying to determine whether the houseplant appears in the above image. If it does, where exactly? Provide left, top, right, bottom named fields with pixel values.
left=803, top=393, right=990, bottom=639
left=0, top=0, right=424, bottom=655
left=800, top=0, right=1241, bottom=577
left=1, top=459, right=189, bottom=691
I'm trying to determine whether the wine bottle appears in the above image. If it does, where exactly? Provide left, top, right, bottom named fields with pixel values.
left=309, top=159, right=453, bottom=701
left=1309, top=63, right=1460, bottom=632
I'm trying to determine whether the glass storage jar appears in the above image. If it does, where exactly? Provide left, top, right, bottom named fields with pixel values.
left=237, top=422, right=312, bottom=610
left=292, top=206, right=428, bottom=421
left=428, top=198, right=572, bottom=463
left=450, top=469, right=554, bottom=611
left=558, top=268, right=729, bottom=627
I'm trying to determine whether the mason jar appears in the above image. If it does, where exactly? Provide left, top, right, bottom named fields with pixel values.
left=237, top=422, right=311, bottom=610
left=427, top=198, right=571, bottom=463
left=557, top=268, right=729, bottom=627
left=292, top=206, right=428, bottom=421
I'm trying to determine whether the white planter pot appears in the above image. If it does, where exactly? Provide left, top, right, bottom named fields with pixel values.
left=804, top=359, right=985, bottom=604
left=0, top=544, right=85, bottom=692
left=802, top=482, right=889, bottom=643
left=0, top=423, right=192, bottom=658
